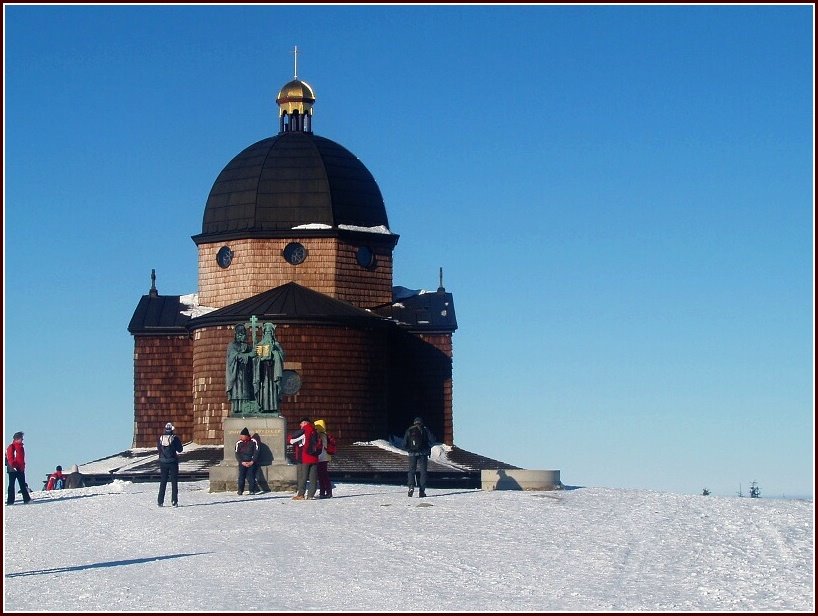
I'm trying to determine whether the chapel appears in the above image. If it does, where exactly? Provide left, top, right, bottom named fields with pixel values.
left=127, top=71, right=458, bottom=451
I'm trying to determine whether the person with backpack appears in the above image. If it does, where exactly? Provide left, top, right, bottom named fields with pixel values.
left=404, top=417, right=435, bottom=498
left=288, top=417, right=321, bottom=500
left=65, top=464, right=86, bottom=489
left=157, top=422, right=183, bottom=507
left=313, top=419, right=335, bottom=499
left=234, top=427, right=260, bottom=495
left=45, top=465, right=65, bottom=490
left=6, top=431, right=31, bottom=505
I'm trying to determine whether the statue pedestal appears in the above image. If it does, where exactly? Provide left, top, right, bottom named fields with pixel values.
left=208, top=415, right=296, bottom=492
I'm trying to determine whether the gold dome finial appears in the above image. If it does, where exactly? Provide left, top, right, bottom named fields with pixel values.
left=277, top=46, right=315, bottom=133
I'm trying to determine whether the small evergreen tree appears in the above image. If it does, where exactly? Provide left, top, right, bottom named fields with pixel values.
left=749, top=481, right=761, bottom=498
left=702, top=488, right=711, bottom=496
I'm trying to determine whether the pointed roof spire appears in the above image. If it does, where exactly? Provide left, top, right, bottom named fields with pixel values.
left=149, top=269, right=159, bottom=297
left=293, top=44, right=298, bottom=79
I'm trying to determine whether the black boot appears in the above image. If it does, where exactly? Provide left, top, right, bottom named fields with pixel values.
left=408, top=488, right=414, bottom=497
left=419, top=489, right=426, bottom=498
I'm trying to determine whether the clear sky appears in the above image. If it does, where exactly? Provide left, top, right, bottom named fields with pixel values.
left=3, top=4, right=814, bottom=497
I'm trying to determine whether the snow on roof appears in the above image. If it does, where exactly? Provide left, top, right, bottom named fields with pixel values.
left=179, top=293, right=217, bottom=318
left=78, top=440, right=467, bottom=476
left=78, top=443, right=223, bottom=475
left=291, top=223, right=393, bottom=235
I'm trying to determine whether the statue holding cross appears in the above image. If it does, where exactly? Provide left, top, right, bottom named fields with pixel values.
left=226, top=317, right=286, bottom=416
left=253, top=320, right=285, bottom=413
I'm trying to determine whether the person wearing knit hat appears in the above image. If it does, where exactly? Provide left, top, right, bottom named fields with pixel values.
left=157, top=421, right=183, bottom=507
left=235, top=427, right=259, bottom=495
left=403, top=416, right=435, bottom=498
left=45, top=465, right=65, bottom=491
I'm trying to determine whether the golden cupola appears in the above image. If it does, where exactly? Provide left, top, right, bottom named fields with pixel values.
left=276, top=48, right=315, bottom=134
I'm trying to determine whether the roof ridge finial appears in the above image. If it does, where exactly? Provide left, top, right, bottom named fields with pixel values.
left=149, top=268, right=159, bottom=297
left=293, top=45, right=298, bottom=79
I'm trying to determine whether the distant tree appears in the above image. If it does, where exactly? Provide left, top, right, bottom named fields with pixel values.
left=737, top=483, right=744, bottom=498
left=702, top=488, right=711, bottom=496
left=749, top=481, right=761, bottom=498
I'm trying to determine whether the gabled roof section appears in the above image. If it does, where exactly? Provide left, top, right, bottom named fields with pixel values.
left=188, top=282, right=390, bottom=329
left=373, top=288, right=458, bottom=333
left=128, top=295, right=192, bottom=335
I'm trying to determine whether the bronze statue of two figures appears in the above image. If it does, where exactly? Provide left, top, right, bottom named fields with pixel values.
left=226, top=317, right=285, bottom=416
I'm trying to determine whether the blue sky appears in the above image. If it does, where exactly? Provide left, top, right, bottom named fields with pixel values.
left=4, top=5, right=813, bottom=497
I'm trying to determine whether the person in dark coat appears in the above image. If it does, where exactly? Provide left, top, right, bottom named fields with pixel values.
left=65, top=464, right=85, bottom=489
left=157, top=422, right=183, bottom=507
left=234, top=427, right=260, bottom=495
left=289, top=417, right=320, bottom=500
left=404, top=417, right=435, bottom=498
left=6, top=431, right=31, bottom=505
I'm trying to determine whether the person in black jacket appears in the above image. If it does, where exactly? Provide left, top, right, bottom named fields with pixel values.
left=235, top=427, right=260, bottom=495
left=404, top=417, right=435, bottom=498
left=157, top=422, right=183, bottom=507
left=65, top=464, right=86, bottom=489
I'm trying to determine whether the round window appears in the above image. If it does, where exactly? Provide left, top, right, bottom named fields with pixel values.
left=356, top=245, right=376, bottom=269
left=283, top=242, right=307, bottom=265
left=216, top=246, right=233, bottom=269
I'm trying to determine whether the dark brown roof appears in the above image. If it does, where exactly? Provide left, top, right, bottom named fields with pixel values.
left=373, top=288, right=458, bottom=333
left=128, top=295, right=191, bottom=335
left=188, top=282, right=390, bottom=329
left=193, top=132, right=389, bottom=245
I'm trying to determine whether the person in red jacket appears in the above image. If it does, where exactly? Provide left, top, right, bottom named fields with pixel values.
left=45, top=465, right=65, bottom=490
left=288, top=417, right=320, bottom=500
left=6, top=431, right=31, bottom=505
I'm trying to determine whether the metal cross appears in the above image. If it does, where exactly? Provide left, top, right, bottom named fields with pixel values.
left=247, top=315, right=262, bottom=347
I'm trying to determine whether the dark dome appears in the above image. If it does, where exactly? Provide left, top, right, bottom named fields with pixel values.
left=195, top=131, right=389, bottom=243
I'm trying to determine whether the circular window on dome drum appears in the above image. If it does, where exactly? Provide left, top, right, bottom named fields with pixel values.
left=216, top=246, right=233, bottom=269
left=356, top=245, right=376, bottom=269
left=283, top=242, right=308, bottom=266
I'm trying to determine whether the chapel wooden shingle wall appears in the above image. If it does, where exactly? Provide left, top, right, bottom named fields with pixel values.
left=191, top=323, right=389, bottom=444
left=387, top=331, right=454, bottom=446
left=132, top=335, right=193, bottom=447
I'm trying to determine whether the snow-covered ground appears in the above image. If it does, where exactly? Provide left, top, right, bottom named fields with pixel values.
left=3, top=480, right=813, bottom=612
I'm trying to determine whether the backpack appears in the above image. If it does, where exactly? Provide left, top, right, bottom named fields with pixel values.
left=406, top=425, right=428, bottom=453
left=325, top=433, right=337, bottom=456
left=307, top=430, right=324, bottom=457
left=54, top=477, right=64, bottom=490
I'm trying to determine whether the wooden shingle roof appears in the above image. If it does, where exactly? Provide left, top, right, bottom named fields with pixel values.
left=128, top=295, right=192, bottom=335
left=188, top=282, right=390, bottom=328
